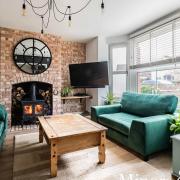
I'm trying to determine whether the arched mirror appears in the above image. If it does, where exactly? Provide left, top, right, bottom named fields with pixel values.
left=13, top=38, right=52, bottom=74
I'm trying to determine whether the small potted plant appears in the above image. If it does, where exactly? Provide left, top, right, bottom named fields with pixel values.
left=170, top=110, right=180, bottom=135
left=103, top=92, right=117, bottom=105
left=61, top=87, right=73, bottom=97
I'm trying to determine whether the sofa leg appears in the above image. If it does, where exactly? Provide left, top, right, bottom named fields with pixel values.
left=143, top=156, right=149, bottom=162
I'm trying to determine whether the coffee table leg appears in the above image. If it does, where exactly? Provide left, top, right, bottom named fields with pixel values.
left=50, top=140, right=58, bottom=177
left=98, top=131, right=106, bottom=164
left=39, top=123, right=43, bottom=143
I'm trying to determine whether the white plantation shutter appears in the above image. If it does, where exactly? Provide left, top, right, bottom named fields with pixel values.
left=151, top=24, right=173, bottom=62
left=130, top=22, right=179, bottom=68
left=174, top=19, right=180, bottom=58
left=134, top=34, right=150, bottom=65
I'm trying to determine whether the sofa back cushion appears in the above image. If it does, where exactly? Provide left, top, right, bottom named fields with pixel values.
left=121, top=92, right=178, bottom=117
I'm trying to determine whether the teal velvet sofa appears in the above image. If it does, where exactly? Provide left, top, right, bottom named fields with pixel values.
left=0, top=104, right=8, bottom=150
left=91, top=92, right=178, bottom=160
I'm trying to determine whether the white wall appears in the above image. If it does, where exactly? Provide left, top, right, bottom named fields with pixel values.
left=106, top=35, right=129, bottom=45
left=86, top=37, right=99, bottom=112
left=97, top=36, right=109, bottom=105
left=86, top=37, right=98, bottom=61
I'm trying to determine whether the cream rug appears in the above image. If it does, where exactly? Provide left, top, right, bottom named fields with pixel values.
left=13, top=133, right=171, bottom=180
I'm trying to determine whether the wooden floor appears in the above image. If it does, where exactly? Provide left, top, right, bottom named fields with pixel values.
left=0, top=129, right=38, bottom=180
left=0, top=129, right=175, bottom=180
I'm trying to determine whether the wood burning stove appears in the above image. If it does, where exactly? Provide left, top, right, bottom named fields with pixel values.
left=21, top=83, right=45, bottom=125
left=22, top=100, right=45, bottom=123
left=12, top=81, right=52, bottom=127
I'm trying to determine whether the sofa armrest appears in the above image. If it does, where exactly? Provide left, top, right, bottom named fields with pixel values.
left=0, top=105, right=8, bottom=130
left=91, top=104, right=122, bottom=122
left=129, top=115, right=171, bottom=156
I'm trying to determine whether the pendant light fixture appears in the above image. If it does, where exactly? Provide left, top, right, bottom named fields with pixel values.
left=21, top=0, right=105, bottom=34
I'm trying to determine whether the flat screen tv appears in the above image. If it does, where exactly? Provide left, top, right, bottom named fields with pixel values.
left=69, top=61, right=109, bottom=88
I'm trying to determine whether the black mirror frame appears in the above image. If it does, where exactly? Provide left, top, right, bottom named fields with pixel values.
left=13, top=38, right=52, bottom=75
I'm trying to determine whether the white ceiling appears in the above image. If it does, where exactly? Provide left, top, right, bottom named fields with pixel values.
left=0, top=0, right=180, bottom=42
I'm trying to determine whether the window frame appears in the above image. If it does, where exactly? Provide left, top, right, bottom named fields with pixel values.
left=109, top=43, right=128, bottom=97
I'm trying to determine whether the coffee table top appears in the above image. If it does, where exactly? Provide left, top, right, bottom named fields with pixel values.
left=38, top=114, right=107, bottom=140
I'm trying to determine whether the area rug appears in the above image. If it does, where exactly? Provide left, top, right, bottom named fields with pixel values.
left=13, top=133, right=171, bottom=180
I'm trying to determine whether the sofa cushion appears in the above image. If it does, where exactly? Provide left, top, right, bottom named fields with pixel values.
left=121, top=92, right=178, bottom=117
left=98, top=112, right=141, bottom=136
left=0, top=121, right=4, bottom=137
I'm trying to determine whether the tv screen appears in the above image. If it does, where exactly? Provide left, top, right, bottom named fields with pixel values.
left=69, top=61, right=109, bottom=88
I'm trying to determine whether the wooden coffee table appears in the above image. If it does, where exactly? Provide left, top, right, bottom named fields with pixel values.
left=38, top=114, right=107, bottom=177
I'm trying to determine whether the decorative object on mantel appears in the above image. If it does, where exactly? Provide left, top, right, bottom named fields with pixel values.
left=21, top=0, right=105, bottom=33
left=13, top=38, right=52, bottom=75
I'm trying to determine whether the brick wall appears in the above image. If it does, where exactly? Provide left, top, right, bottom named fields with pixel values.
left=0, top=27, right=86, bottom=127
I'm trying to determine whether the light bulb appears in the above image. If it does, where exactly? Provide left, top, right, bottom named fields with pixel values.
left=22, top=3, right=26, bottom=16
left=68, top=15, right=71, bottom=27
left=101, top=1, right=104, bottom=13
left=41, top=16, right=44, bottom=34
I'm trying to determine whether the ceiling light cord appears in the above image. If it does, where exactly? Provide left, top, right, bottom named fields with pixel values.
left=53, top=4, right=68, bottom=23
left=53, top=0, right=92, bottom=15
left=68, top=6, right=72, bottom=27
left=26, top=0, right=48, bottom=9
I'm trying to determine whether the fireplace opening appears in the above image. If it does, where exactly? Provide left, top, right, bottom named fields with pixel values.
left=12, top=81, right=53, bottom=126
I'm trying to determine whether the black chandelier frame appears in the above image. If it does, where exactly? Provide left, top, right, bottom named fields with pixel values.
left=22, top=0, right=104, bottom=33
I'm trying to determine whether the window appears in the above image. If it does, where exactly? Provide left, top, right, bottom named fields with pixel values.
left=138, top=69, right=180, bottom=105
left=130, top=17, right=180, bottom=108
left=113, top=74, right=126, bottom=97
left=151, top=24, right=173, bottom=62
left=130, top=20, right=180, bottom=68
left=110, top=45, right=127, bottom=97
left=138, top=71, right=157, bottom=94
left=112, top=47, right=126, bottom=71
left=174, top=20, right=180, bottom=58
left=134, top=34, right=150, bottom=65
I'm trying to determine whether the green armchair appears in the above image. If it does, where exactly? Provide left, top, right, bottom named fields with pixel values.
left=0, top=104, right=8, bottom=150
left=91, top=92, right=178, bottom=160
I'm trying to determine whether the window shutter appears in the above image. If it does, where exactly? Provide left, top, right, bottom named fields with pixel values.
left=134, top=34, right=150, bottom=65
left=174, top=19, right=180, bottom=59
left=151, top=24, right=173, bottom=62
